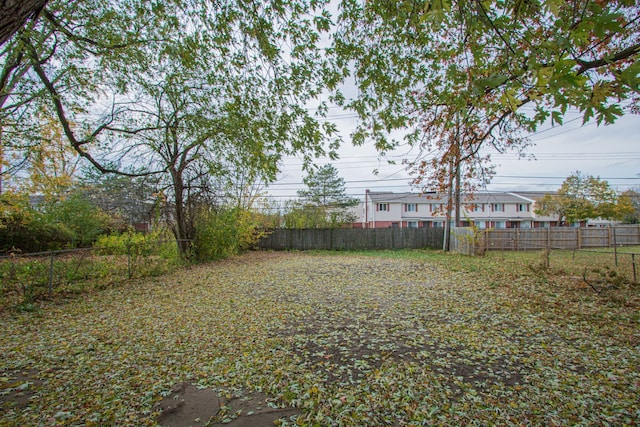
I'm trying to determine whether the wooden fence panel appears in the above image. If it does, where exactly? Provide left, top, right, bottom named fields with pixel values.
left=549, top=227, right=579, bottom=249
left=257, top=228, right=444, bottom=251
left=485, top=230, right=517, bottom=250
left=449, top=225, right=640, bottom=255
left=581, top=228, right=610, bottom=248
left=612, top=225, right=640, bottom=246
left=259, top=226, right=639, bottom=253
left=451, top=228, right=476, bottom=255
left=516, top=229, right=547, bottom=250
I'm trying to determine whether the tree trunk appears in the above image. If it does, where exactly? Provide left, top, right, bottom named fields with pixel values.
left=170, top=169, right=193, bottom=259
left=443, top=159, right=454, bottom=251
left=454, top=159, right=461, bottom=227
left=0, top=0, right=50, bottom=46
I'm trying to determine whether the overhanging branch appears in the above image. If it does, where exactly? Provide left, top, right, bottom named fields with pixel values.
left=26, top=39, right=159, bottom=177
left=576, top=43, right=640, bottom=75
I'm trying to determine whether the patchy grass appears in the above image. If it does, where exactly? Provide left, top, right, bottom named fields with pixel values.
left=0, top=243, right=182, bottom=311
left=1, top=250, right=638, bottom=426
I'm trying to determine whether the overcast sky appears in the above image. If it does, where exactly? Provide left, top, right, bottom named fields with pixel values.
left=267, top=103, right=640, bottom=202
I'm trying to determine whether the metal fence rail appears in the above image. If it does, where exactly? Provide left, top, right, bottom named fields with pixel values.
left=449, top=225, right=640, bottom=283
left=0, top=240, right=183, bottom=308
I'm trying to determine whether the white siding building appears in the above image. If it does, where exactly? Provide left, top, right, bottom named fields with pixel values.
left=352, top=190, right=562, bottom=229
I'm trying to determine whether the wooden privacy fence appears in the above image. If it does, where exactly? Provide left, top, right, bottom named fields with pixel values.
left=258, top=228, right=445, bottom=251
left=451, top=225, right=640, bottom=254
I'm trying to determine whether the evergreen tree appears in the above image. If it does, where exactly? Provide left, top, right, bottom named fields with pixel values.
left=298, top=164, right=357, bottom=208
left=285, top=164, right=358, bottom=228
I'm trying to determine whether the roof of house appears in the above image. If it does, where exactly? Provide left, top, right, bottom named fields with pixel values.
left=508, top=191, right=553, bottom=202
left=366, top=191, right=537, bottom=204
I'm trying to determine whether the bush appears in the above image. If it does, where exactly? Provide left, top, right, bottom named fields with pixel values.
left=0, top=191, right=117, bottom=253
left=95, top=228, right=177, bottom=259
left=0, top=192, right=74, bottom=253
left=193, top=207, right=267, bottom=261
left=44, top=193, right=114, bottom=247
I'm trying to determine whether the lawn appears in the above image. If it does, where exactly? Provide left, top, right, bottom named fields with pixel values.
left=1, top=250, right=638, bottom=426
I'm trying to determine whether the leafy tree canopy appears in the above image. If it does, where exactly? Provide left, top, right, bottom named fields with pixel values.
left=618, top=189, right=640, bottom=224
left=335, top=0, right=639, bottom=192
left=1, top=0, right=340, bottom=174
left=1, top=0, right=341, bottom=257
left=535, top=171, right=634, bottom=224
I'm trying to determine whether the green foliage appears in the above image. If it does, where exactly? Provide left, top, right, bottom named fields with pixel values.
left=0, top=191, right=74, bottom=253
left=298, top=164, right=357, bottom=208
left=95, top=228, right=175, bottom=257
left=336, top=0, right=640, bottom=191
left=285, top=164, right=358, bottom=229
left=193, top=207, right=267, bottom=262
left=43, top=192, right=114, bottom=247
left=80, top=171, right=157, bottom=228
left=282, top=203, right=357, bottom=229
left=535, top=171, right=633, bottom=224
left=0, top=230, right=181, bottom=309
left=0, top=189, right=120, bottom=253
left=618, top=190, right=640, bottom=224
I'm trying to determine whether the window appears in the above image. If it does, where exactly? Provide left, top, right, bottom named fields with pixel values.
left=405, top=203, right=417, bottom=212
left=494, top=221, right=506, bottom=229
left=377, top=203, right=389, bottom=211
left=407, top=221, right=418, bottom=228
left=473, top=204, right=483, bottom=212
left=517, top=203, right=529, bottom=212
left=433, top=221, right=444, bottom=228
left=391, top=222, right=399, bottom=228
left=521, top=221, right=532, bottom=229
left=475, top=221, right=487, bottom=229
left=492, top=203, right=504, bottom=212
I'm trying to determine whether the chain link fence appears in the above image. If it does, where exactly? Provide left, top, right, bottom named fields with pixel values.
left=0, top=239, right=187, bottom=309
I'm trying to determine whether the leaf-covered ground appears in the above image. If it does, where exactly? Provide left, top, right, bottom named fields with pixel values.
left=1, top=251, right=638, bottom=426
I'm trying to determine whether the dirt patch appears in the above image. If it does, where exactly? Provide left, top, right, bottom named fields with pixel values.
left=0, top=369, right=42, bottom=411
left=155, top=382, right=300, bottom=427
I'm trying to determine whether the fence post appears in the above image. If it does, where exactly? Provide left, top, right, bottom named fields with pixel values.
left=542, top=246, right=550, bottom=269
left=613, top=227, right=618, bottom=267
left=127, top=243, right=132, bottom=279
left=577, top=228, right=582, bottom=250
left=48, top=251, right=55, bottom=296
left=632, top=253, right=636, bottom=283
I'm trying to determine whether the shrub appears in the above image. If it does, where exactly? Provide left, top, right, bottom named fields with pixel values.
left=0, top=192, right=74, bottom=253
left=95, top=228, right=177, bottom=259
left=43, top=193, right=114, bottom=247
left=193, top=206, right=267, bottom=261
